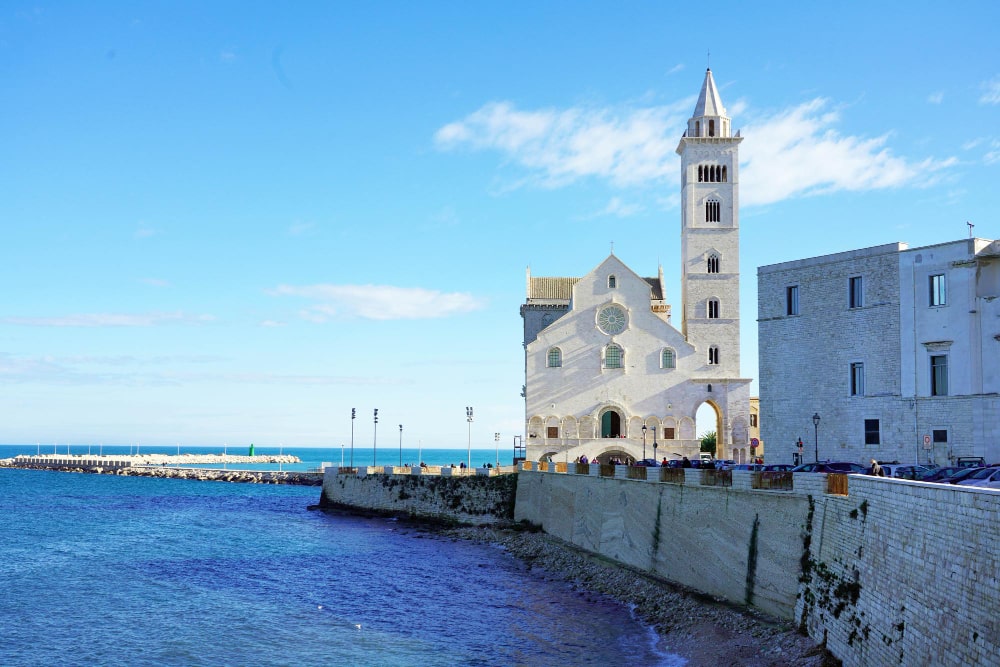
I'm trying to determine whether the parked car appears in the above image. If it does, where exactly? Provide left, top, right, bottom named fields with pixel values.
left=723, top=463, right=763, bottom=471
left=633, top=458, right=661, bottom=467
left=955, top=466, right=1000, bottom=488
left=956, top=456, right=986, bottom=468
left=879, top=463, right=934, bottom=480
left=922, top=466, right=968, bottom=483
left=762, top=464, right=794, bottom=472
left=791, top=461, right=867, bottom=473
left=943, top=466, right=987, bottom=485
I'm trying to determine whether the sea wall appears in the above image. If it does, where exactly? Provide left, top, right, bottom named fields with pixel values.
left=320, top=466, right=517, bottom=525
left=514, top=467, right=1000, bottom=666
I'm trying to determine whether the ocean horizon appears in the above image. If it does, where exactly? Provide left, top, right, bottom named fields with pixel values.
left=0, top=444, right=518, bottom=472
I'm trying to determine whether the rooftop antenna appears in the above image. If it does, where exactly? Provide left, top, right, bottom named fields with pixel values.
left=707, top=49, right=711, bottom=70
left=968, top=221, right=974, bottom=238
left=610, top=241, right=615, bottom=255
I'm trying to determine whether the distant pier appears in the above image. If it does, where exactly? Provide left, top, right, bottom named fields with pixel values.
left=0, top=453, right=319, bottom=486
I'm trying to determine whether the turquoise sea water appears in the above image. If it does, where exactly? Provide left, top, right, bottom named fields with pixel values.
left=0, top=466, right=683, bottom=666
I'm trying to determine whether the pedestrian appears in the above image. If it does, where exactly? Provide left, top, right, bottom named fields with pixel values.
left=869, top=459, right=882, bottom=476
left=681, top=456, right=691, bottom=468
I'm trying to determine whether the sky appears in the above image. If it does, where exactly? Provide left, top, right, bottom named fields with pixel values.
left=2, top=1, right=998, bottom=449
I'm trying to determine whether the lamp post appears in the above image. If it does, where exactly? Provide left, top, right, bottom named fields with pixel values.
left=373, top=408, right=379, bottom=467
left=812, top=413, right=821, bottom=463
left=642, top=424, right=647, bottom=460
left=466, top=407, right=473, bottom=470
left=653, top=429, right=659, bottom=464
left=494, top=432, right=500, bottom=468
left=398, top=424, right=403, bottom=466
left=351, top=408, right=356, bottom=468
left=796, top=438, right=803, bottom=466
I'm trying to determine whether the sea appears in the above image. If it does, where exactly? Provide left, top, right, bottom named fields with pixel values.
left=0, top=445, right=684, bottom=667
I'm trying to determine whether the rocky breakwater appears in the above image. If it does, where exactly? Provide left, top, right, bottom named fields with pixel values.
left=0, top=454, right=320, bottom=486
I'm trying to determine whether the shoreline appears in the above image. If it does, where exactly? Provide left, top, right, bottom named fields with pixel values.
left=444, top=525, right=838, bottom=667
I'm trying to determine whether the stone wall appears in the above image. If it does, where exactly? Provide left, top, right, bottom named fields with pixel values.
left=515, top=467, right=1000, bottom=666
left=319, top=467, right=517, bottom=525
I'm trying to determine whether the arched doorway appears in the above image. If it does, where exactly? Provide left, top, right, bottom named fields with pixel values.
left=600, top=410, right=622, bottom=438
left=695, top=400, right=724, bottom=459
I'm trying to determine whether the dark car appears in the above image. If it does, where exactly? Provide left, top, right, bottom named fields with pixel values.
left=921, top=466, right=967, bottom=483
left=762, top=464, right=794, bottom=472
left=944, top=467, right=986, bottom=484
left=791, top=461, right=866, bottom=474
left=633, top=458, right=661, bottom=467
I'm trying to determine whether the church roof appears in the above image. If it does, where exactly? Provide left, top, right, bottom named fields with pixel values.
left=528, top=276, right=663, bottom=301
left=692, top=68, right=726, bottom=119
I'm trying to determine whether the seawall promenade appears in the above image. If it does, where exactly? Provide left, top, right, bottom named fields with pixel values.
left=515, top=463, right=1000, bottom=667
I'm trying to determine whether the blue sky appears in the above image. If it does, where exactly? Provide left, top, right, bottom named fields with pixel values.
left=2, top=2, right=998, bottom=448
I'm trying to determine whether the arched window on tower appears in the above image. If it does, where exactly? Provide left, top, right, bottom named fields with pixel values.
left=707, top=254, right=720, bottom=274
left=698, top=165, right=703, bottom=182
left=607, top=274, right=616, bottom=289
left=705, top=199, right=721, bottom=223
left=709, top=119, right=715, bottom=137
left=547, top=347, right=562, bottom=368
left=708, top=299, right=720, bottom=319
left=708, top=346, right=720, bottom=366
left=722, top=165, right=728, bottom=182
left=695, top=121, right=700, bottom=137
left=661, top=348, right=676, bottom=369
left=715, top=165, right=721, bottom=182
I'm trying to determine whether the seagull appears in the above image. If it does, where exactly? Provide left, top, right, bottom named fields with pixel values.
left=354, top=624, right=362, bottom=630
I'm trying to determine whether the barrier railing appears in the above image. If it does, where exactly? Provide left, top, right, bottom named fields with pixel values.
left=751, top=471, right=793, bottom=490
left=538, top=461, right=549, bottom=472
left=659, top=468, right=686, bottom=484
left=827, top=473, right=849, bottom=496
left=700, top=469, right=732, bottom=487
left=599, top=464, right=616, bottom=478
left=573, top=463, right=590, bottom=475
left=627, top=466, right=647, bottom=481
left=555, top=462, right=568, bottom=473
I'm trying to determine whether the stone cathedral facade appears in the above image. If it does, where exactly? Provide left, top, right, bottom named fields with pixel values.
left=521, top=69, right=752, bottom=464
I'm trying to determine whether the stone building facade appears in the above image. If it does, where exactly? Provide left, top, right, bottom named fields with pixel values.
left=758, top=238, right=1000, bottom=465
left=521, top=70, right=752, bottom=464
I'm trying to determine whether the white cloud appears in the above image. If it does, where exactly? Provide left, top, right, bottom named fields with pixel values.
left=436, top=96, right=955, bottom=207
left=980, top=77, right=1000, bottom=105
left=984, top=140, right=1000, bottom=165
left=267, top=284, right=486, bottom=321
left=667, top=64, right=685, bottom=75
left=220, top=50, right=237, bottom=62
left=592, top=197, right=644, bottom=218
left=927, top=91, right=944, bottom=104
left=0, top=312, right=215, bottom=327
left=141, top=278, right=171, bottom=288
left=740, top=99, right=956, bottom=205
left=288, top=221, right=316, bottom=236
left=435, top=100, right=690, bottom=188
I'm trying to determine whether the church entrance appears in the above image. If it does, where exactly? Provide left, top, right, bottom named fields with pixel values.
left=600, top=411, right=622, bottom=438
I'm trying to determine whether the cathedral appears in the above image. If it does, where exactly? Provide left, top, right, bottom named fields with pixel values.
left=521, top=69, right=752, bottom=464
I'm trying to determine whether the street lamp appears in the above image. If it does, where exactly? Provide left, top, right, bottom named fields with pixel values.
left=398, top=424, right=403, bottom=467
left=812, top=413, right=821, bottom=463
left=653, top=429, right=659, bottom=463
left=466, top=406, right=473, bottom=470
left=351, top=408, right=356, bottom=468
left=642, top=424, right=647, bottom=460
left=373, top=408, right=379, bottom=467
left=796, top=438, right=803, bottom=465
left=494, top=432, right=500, bottom=468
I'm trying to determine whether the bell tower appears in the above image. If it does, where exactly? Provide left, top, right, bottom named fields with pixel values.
left=676, top=68, right=742, bottom=377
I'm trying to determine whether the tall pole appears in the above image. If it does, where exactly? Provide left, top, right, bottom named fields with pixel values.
left=812, top=413, right=821, bottom=463
left=642, top=424, right=647, bottom=460
left=466, top=406, right=473, bottom=470
left=494, top=432, right=500, bottom=468
left=399, top=424, right=403, bottom=467
left=350, top=408, right=356, bottom=468
left=373, top=408, right=379, bottom=467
